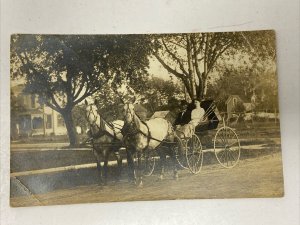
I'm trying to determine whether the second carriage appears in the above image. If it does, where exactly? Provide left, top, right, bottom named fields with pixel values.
left=139, top=100, right=241, bottom=176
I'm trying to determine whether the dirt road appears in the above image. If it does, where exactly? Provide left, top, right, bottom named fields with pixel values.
left=10, top=152, right=284, bottom=207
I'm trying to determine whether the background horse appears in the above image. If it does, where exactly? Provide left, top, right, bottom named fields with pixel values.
left=85, top=100, right=124, bottom=184
left=122, top=103, right=178, bottom=186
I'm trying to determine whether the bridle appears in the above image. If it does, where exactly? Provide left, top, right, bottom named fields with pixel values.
left=86, top=104, right=117, bottom=140
left=123, top=104, right=152, bottom=148
left=122, top=104, right=176, bottom=151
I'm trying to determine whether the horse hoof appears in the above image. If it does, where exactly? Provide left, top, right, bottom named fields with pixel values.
left=137, top=182, right=143, bottom=188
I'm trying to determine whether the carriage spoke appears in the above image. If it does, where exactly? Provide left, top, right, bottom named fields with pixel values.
left=186, top=134, right=203, bottom=174
left=228, top=141, right=239, bottom=147
left=175, top=136, right=188, bottom=169
left=214, top=126, right=241, bottom=168
left=227, top=149, right=237, bottom=162
left=220, top=130, right=227, bottom=145
left=228, top=147, right=239, bottom=159
left=227, top=150, right=236, bottom=162
left=225, top=129, right=229, bottom=145
left=229, top=132, right=236, bottom=142
left=219, top=150, right=227, bottom=163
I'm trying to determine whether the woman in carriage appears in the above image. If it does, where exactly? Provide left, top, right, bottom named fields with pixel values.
left=174, top=100, right=205, bottom=139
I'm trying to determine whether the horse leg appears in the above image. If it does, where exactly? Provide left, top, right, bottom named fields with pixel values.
left=137, top=151, right=143, bottom=187
left=103, top=148, right=110, bottom=185
left=93, top=149, right=103, bottom=185
left=115, top=149, right=122, bottom=182
left=157, top=149, right=166, bottom=180
left=170, top=148, right=179, bottom=180
left=126, top=148, right=136, bottom=184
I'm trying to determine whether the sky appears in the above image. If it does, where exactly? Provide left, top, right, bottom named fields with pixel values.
left=148, top=56, right=173, bottom=81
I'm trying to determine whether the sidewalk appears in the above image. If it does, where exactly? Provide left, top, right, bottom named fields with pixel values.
left=10, top=142, right=91, bottom=151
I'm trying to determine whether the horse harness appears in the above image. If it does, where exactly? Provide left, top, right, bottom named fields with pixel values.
left=122, top=120, right=152, bottom=150
left=86, top=106, right=120, bottom=144
left=123, top=107, right=174, bottom=151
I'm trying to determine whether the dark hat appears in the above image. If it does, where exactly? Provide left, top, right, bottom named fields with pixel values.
left=180, top=100, right=188, bottom=106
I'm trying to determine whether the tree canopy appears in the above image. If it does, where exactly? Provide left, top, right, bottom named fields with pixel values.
left=10, top=31, right=278, bottom=145
left=11, top=34, right=153, bottom=145
left=152, top=30, right=276, bottom=100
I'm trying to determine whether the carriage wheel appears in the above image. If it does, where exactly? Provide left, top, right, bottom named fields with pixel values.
left=173, top=135, right=188, bottom=169
left=134, top=150, right=156, bottom=176
left=214, top=126, right=241, bottom=168
left=185, top=134, right=203, bottom=174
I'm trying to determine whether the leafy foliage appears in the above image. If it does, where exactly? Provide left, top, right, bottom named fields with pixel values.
left=152, top=31, right=276, bottom=100
left=141, top=76, right=184, bottom=113
left=11, top=91, right=25, bottom=122
left=11, top=34, right=153, bottom=145
left=207, top=66, right=278, bottom=112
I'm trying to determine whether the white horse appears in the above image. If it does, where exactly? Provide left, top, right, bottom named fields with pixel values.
left=85, top=100, right=124, bottom=184
left=122, top=103, right=178, bottom=186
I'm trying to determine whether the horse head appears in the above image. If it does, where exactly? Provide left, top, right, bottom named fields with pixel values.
left=85, top=99, right=100, bottom=127
left=123, top=103, right=135, bottom=124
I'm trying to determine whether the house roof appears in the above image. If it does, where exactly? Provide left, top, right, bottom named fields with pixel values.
left=225, top=95, right=243, bottom=105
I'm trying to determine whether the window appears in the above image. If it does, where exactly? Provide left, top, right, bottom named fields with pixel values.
left=32, top=116, right=43, bottom=129
left=46, top=115, right=52, bottom=129
left=233, top=97, right=237, bottom=107
left=57, top=114, right=65, bottom=127
left=31, top=95, right=36, bottom=108
left=20, top=115, right=31, bottom=131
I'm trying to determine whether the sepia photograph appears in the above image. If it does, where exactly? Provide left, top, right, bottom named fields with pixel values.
left=10, top=31, right=284, bottom=207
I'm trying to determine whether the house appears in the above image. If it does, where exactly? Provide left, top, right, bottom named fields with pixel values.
left=225, top=95, right=243, bottom=119
left=11, top=84, right=67, bottom=138
left=150, top=110, right=176, bottom=124
left=225, top=95, right=254, bottom=119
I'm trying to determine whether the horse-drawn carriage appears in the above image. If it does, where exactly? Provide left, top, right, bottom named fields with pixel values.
left=137, top=100, right=241, bottom=176
left=85, top=99, right=241, bottom=185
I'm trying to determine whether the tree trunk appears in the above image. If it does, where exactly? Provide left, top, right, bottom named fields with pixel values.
left=186, top=35, right=197, bottom=99
left=62, top=108, right=79, bottom=147
left=202, top=76, right=208, bottom=98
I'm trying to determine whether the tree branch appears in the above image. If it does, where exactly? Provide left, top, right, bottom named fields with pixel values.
left=44, top=99, right=61, bottom=113
left=207, top=41, right=232, bottom=74
left=73, top=77, right=87, bottom=100
left=161, top=38, right=189, bottom=76
left=153, top=51, right=186, bottom=80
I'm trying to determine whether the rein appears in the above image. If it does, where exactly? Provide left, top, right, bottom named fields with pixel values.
left=124, top=108, right=174, bottom=146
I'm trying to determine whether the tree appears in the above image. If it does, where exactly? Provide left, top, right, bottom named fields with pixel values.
left=72, top=105, right=89, bottom=134
left=206, top=67, right=253, bottom=111
left=11, top=90, right=25, bottom=122
left=254, top=71, right=279, bottom=112
left=152, top=31, right=276, bottom=100
left=11, top=34, right=152, bottom=146
left=141, top=76, right=183, bottom=113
